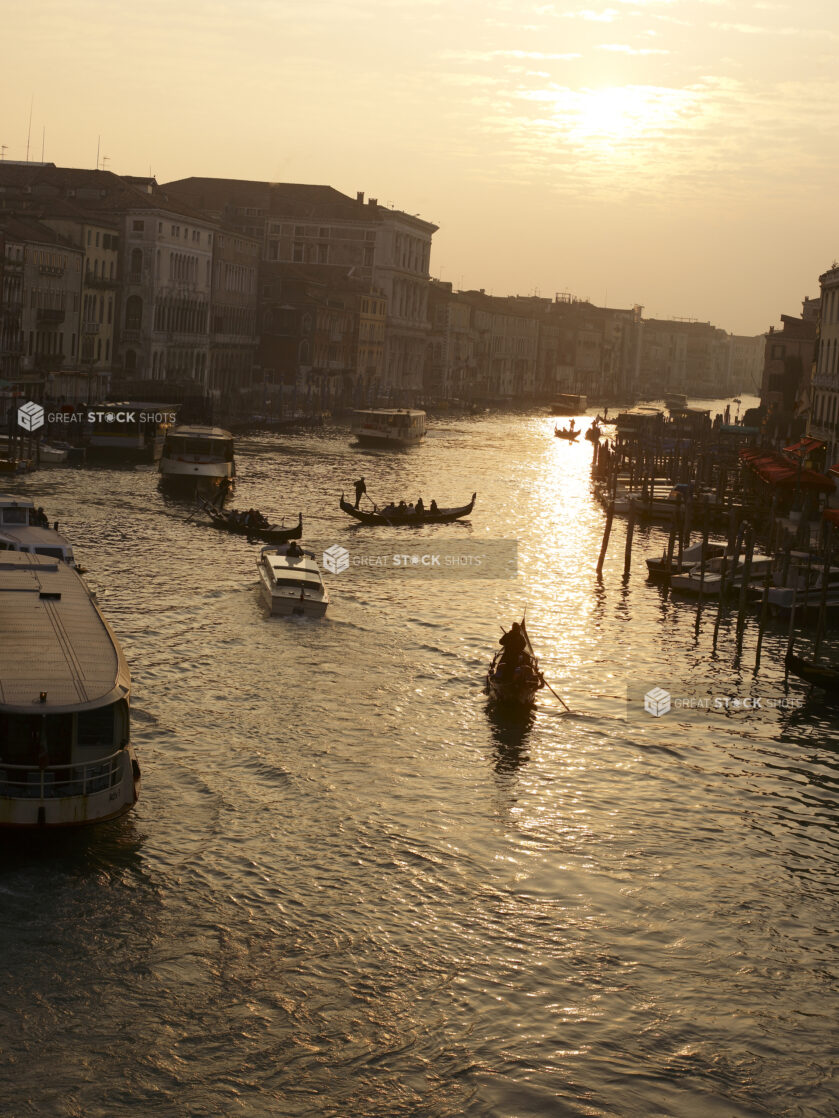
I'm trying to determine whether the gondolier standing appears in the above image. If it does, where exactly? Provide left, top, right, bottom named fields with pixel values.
left=353, top=477, right=367, bottom=509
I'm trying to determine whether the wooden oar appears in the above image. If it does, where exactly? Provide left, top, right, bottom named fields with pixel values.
left=520, top=616, right=571, bottom=712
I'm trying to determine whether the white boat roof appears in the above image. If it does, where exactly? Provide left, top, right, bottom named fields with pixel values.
left=352, top=409, right=426, bottom=417
left=0, top=525, right=73, bottom=552
left=262, top=550, right=322, bottom=579
left=0, top=493, right=35, bottom=509
left=0, top=551, right=129, bottom=714
left=167, top=425, right=233, bottom=439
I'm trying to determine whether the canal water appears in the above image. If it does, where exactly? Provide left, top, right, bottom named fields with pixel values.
left=2, top=398, right=838, bottom=1117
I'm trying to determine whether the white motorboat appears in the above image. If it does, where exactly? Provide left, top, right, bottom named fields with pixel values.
left=0, top=494, right=76, bottom=566
left=646, top=540, right=725, bottom=579
left=350, top=409, right=427, bottom=447
left=670, top=552, right=774, bottom=596
left=158, top=425, right=235, bottom=487
left=0, top=551, right=140, bottom=828
left=256, top=543, right=329, bottom=617
left=38, top=441, right=70, bottom=463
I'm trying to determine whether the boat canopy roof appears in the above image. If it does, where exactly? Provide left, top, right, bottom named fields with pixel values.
left=0, top=552, right=129, bottom=714
left=263, top=551, right=322, bottom=580
left=166, top=425, right=233, bottom=439
left=352, top=409, right=425, bottom=418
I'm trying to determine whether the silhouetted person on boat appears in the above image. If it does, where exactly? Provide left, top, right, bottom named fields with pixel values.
left=354, top=477, right=367, bottom=509
left=397, top=500, right=408, bottom=514
left=569, top=418, right=575, bottom=430
left=416, top=497, right=424, bottom=514
left=499, top=622, right=527, bottom=659
left=430, top=499, right=438, bottom=514
left=286, top=540, right=303, bottom=558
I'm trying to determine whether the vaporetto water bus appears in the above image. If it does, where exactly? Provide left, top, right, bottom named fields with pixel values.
left=350, top=409, right=427, bottom=447
left=158, top=425, right=236, bottom=487
left=0, top=551, right=140, bottom=828
left=0, top=494, right=76, bottom=566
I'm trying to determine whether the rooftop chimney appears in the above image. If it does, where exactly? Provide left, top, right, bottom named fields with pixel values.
left=356, top=191, right=364, bottom=204
left=369, top=197, right=378, bottom=206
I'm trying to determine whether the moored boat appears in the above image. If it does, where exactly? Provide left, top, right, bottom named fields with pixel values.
left=669, top=552, right=773, bottom=596
left=0, top=494, right=76, bottom=566
left=256, top=543, right=329, bottom=617
left=350, top=409, right=427, bottom=447
left=158, top=425, right=235, bottom=488
left=0, top=551, right=140, bottom=828
left=339, top=492, right=476, bottom=525
left=785, top=651, right=839, bottom=696
left=646, top=540, right=726, bottom=580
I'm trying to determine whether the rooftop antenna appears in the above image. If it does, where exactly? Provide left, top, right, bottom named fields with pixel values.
left=0, top=145, right=6, bottom=161
left=25, top=96, right=33, bottom=162
left=96, top=135, right=100, bottom=170
left=41, top=126, right=45, bottom=163
left=101, top=155, right=109, bottom=171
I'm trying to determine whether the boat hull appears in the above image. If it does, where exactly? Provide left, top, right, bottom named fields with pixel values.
left=353, top=431, right=426, bottom=447
left=0, top=746, right=140, bottom=828
left=339, top=494, right=475, bottom=525
left=257, top=566, right=328, bottom=617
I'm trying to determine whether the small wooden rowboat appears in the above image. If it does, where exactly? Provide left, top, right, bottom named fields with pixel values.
left=200, top=502, right=303, bottom=543
left=486, top=619, right=545, bottom=706
left=339, top=493, right=476, bottom=525
left=785, top=651, right=839, bottom=696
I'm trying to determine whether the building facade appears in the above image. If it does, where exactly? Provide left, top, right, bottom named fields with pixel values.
left=808, top=266, right=839, bottom=462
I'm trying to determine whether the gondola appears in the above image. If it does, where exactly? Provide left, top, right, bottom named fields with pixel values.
left=486, top=618, right=545, bottom=706
left=199, top=501, right=303, bottom=543
left=785, top=650, right=839, bottom=696
left=338, top=492, right=476, bottom=525
left=554, top=426, right=580, bottom=441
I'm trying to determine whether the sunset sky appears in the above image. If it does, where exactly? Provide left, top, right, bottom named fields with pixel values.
left=4, top=0, right=838, bottom=334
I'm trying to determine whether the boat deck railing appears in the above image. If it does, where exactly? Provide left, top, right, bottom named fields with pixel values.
left=0, top=749, right=126, bottom=800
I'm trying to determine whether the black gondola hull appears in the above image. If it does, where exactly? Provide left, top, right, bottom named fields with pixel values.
left=339, top=494, right=475, bottom=525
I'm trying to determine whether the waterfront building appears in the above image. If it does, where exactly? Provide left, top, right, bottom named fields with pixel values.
left=208, top=227, right=260, bottom=408
left=0, top=214, right=84, bottom=378
left=761, top=300, right=819, bottom=443
left=808, top=266, right=839, bottom=462
left=162, top=179, right=436, bottom=402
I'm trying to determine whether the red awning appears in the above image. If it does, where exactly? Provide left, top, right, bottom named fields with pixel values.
left=784, top=435, right=826, bottom=457
left=739, top=447, right=835, bottom=491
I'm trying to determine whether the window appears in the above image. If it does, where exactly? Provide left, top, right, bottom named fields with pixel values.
left=132, top=220, right=144, bottom=232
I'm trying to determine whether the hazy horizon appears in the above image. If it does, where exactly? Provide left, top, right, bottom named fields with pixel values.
left=4, top=0, right=838, bottom=336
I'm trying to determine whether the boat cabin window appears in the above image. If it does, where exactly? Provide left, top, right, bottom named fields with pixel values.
left=166, top=435, right=234, bottom=460
left=272, top=577, right=322, bottom=590
left=1, top=508, right=28, bottom=525
left=77, top=705, right=117, bottom=747
left=36, top=547, right=68, bottom=560
left=0, top=712, right=73, bottom=766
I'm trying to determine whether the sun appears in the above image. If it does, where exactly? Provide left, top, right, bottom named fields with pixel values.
left=522, top=83, right=695, bottom=151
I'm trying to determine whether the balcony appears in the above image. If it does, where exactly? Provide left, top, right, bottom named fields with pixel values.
left=36, top=308, right=65, bottom=324
left=121, top=329, right=141, bottom=343
left=85, top=274, right=118, bottom=289
left=39, top=264, right=65, bottom=277
left=82, top=321, right=100, bottom=335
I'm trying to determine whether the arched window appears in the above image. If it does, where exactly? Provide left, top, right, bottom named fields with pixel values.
left=125, top=295, right=143, bottom=331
